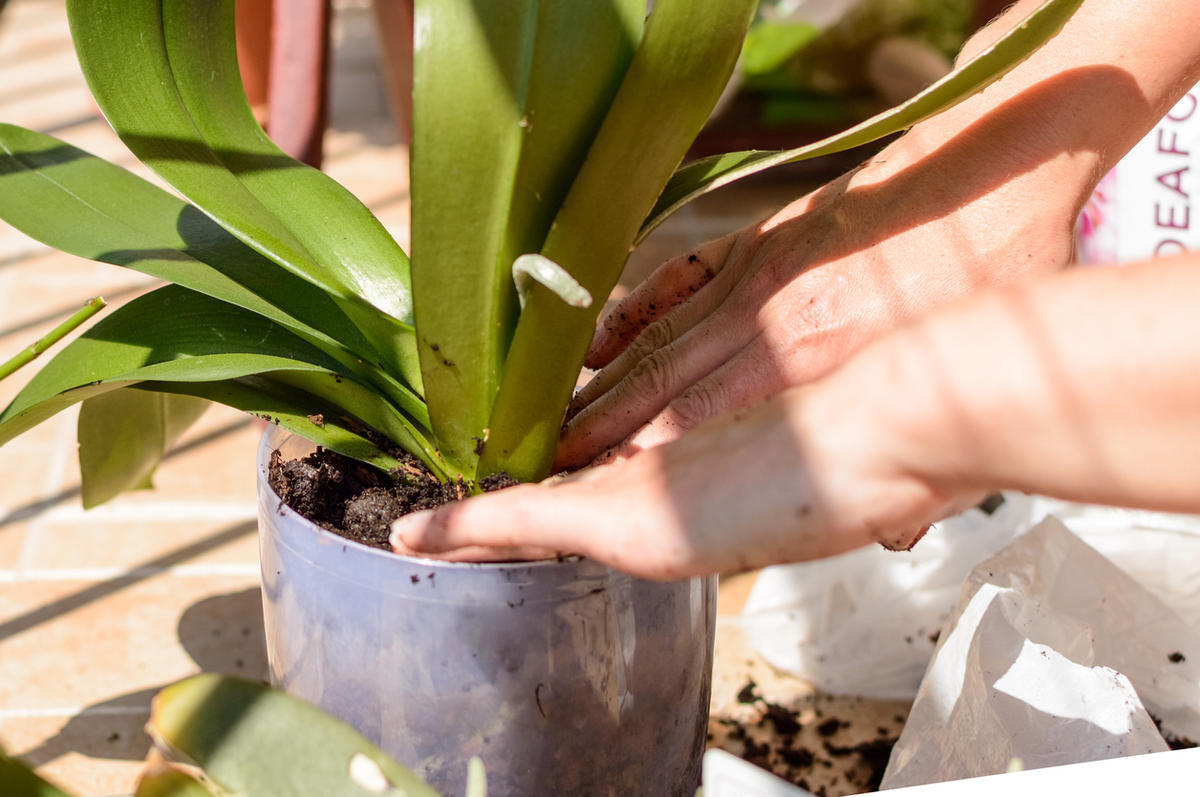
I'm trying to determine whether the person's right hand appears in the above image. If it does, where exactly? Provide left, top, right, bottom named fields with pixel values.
left=556, top=115, right=1090, bottom=470
left=556, top=0, right=1194, bottom=471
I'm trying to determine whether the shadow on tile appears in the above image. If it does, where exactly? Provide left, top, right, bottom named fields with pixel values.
left=16, top=586, right=267, bottom=769
left=0, top=521, right=257, bottom=642
left=0, top=418, right=252, bottom=530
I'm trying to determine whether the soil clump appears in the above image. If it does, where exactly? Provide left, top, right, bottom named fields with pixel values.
left=268, top=446, right=517, bottom=549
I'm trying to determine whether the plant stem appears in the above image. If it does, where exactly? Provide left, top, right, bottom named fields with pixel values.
left=0, top=296, right=105, bottom=382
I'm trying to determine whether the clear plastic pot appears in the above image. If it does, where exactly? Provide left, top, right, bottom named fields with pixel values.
left=256, top=427, right=717, bottom=796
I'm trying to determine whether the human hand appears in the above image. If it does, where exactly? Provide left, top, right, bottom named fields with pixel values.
left=557, top=121, right=1087, bottom=470
left=392, top=356, right=980, bottom=580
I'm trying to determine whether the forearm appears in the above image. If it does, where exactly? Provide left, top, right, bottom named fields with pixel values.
left=864, top=255, right=1200, bottom=513
left=860, top=0, right=1200, bottom=262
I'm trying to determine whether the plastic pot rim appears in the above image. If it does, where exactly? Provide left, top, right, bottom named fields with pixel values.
left=255, top=425, right=590, bottom=574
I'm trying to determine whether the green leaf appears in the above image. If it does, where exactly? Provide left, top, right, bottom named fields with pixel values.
left=0, top=285, right=343, bottom=435
left=159, top=0, right=414, bottom=320
left=143, top=379, right=408, bottom=475
left=481, top=0, right=757, bottom=480
left=638, top=0, right=1086, bottom=241
left=135, top=767, right=219, bottom=797
left=411, top=0, right=643, bottom=475
left=0, top=753, right=73, bottom=797
left=63, top=0, right=421, bottom=390
left=0, top=286, right=434, bottom=478
left=740, top=21, right=820, bottom=76
left=78, top=391, right=209, bottom=509
left=262, top=370, right=447, bottom=478
left=147, top=675, right=441, bottom=797
left=0, top=125, right=405, bottom=395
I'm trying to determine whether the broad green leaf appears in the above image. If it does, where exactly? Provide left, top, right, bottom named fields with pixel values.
left=0, top=754, right=73, bottom=797
left=78, top=391, right=209, bottom=508
left=159, top=0, right=415, bottom=324
left=0, top=285, right=443, bottom=476
left=143, top=379, right=408, bottom=475
left=135, top=767, right=218, bottom=797
left=0, top=125, right=389, bottom=389
left=637, top=0, right=1086, bottom=241
left=0, top=287, right=397, bottom=464
left=1, top=285, right=343, bottom=425
left=256, top=370, right=449, bottom=479
left=411, top=0, right=643, bottom=475
left=148, top=675, right=441, bottom=797
left=63, top=0, right=421, bottom=389
left=481, top=0, right=757, bottom=480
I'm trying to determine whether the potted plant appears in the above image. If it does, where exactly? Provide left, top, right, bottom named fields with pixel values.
left=0, top=0, right=1081, bottom=794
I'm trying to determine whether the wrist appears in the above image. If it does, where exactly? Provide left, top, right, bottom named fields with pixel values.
left=863, top=109, right=1099, bottom=276
left=789, top=342, right=978, bottom=554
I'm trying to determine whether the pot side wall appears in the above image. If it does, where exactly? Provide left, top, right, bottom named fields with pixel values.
left=256, top=427, right=717, bottom=796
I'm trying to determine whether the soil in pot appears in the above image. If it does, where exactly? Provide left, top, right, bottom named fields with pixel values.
left=267, top=445, right=517, bottom=549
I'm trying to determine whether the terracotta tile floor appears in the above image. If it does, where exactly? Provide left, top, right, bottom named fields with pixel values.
left=0, top=1, right=905, bottom=794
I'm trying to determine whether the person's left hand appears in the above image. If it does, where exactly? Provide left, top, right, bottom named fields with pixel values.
left=391, top=361, right=978, bottom=580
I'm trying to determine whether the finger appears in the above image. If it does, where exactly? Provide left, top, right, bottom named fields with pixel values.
left=391, top=482, right=614, bottom=561
left=391, top=465, right=705, bottom=581
left=623, top=326, right=845, bottom=451
left=390, top=530, right=559, bottom=564
left=570, top=268, right=737, bottom=416
left=586, top=233, right=737, bottom=369
left=556, top=302, right=759, bottom=469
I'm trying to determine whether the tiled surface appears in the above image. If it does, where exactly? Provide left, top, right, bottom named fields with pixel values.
left=0, top=1, right=904, bottom=794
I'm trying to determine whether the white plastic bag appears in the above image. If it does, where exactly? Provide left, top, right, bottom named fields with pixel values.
left=881, top=517, right=1200, bottom=788
left=740, top=493, right=1035, bottom=699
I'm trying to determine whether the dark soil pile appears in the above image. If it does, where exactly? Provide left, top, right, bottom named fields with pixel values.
left=267, top=446, right=517, bottom=549
left=710, top=679, right=905, bottom=795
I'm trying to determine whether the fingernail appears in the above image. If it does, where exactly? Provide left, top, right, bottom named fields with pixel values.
left=389, top=510, right=435, bottom=552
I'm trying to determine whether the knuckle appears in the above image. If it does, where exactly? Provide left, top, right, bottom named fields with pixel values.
left=627, top=348, right=678, bottom=400
left=632, top=315, right=676, bottom=357
left=668, top=380, right=720, bottom=430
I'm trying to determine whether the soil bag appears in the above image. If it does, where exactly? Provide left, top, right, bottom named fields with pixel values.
left=739, top=493, right=1035, bottom=699
left=881, top=517, right=1200, bottom=788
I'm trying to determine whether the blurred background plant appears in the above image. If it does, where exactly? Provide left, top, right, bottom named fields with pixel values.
left=699, top=0, right=1006, bottom=153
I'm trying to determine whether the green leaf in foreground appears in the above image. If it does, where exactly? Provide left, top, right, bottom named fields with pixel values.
left=638, top=0, right=1086, bottom=242
left=0, top=754, right=73, bottom=797
left=136, top=766, right=218, bottom=797
left=148, top=674, right=442, bottom=797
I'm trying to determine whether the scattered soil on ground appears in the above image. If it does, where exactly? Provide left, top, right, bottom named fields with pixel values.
left=710, top=679, right=906, bottom=795
left=1151, top=714, right=1200, bottom=751
left=267, top=446, right=517, bottom=549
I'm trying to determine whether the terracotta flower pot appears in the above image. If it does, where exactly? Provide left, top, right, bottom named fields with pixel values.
left=256, top=426, right=717, bottom=796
